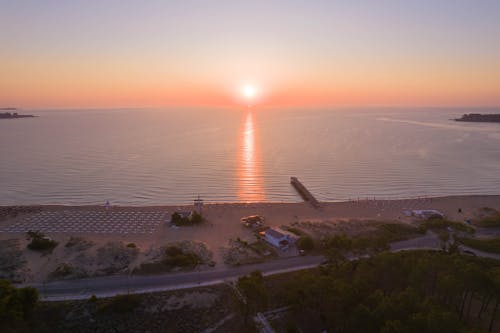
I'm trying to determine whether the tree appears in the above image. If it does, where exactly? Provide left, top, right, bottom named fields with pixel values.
left=170, top=212, right=183, bottom=225
left=0, top=279, right=39, bottom=330
left=190, top=211, right=203, bottom=224
left=488, top=268, right=500, bottom=332
left=297, top=236, right=314, bottom=251
left=236, top=271, right=268, bottom=325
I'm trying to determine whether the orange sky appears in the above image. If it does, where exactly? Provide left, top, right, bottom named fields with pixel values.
left=1, top=1, right=500, bottom=109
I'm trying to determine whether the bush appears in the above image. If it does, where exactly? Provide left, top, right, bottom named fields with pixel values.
left=50, top=263, right=74, bottom=278
left=171, top=211, right=204, bottom=226
left=321, top=231, right=390, bottom=258
left=134, top=246, right=202, bottom=274
left=0, top=280, right=39, bottom=324
left=297, top=236, right=314, bottom=251
left=126, top=243, right=137, bottom=248
left=26, top=231, right=58, bottom=252
left=162, top=246, right=200, bottom=268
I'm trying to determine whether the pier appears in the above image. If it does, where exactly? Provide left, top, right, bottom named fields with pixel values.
left=290, top=177, right=320, bottom=208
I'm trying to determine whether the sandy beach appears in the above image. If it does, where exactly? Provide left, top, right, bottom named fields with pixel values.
left=1, top=195, right=499, bottom=283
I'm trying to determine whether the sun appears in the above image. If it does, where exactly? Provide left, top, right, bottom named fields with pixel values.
left=242, top=85, right=256, bottom=99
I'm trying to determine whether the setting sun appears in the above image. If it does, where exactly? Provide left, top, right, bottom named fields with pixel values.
left=242, top=85, right=257, bottom=99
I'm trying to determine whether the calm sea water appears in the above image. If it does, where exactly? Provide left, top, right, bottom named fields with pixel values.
left=1, top=107, right=499, bottom=205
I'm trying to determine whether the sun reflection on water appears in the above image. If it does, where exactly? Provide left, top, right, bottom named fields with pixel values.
left=238, top=112, right=265, bottom=202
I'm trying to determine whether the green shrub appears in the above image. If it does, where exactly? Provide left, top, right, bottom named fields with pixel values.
left=26, top=231, right=58, bottom=252
left=162, top=248, right=199, bottom=268
left=297, top=236, right=315, bottom=251
left=171, top=211, right=204, bottom=226
left=0, top=280, right=39, bottom=324
left=134, top=246, right=202, bottom=274
left=51, top=263, right=73, bottom=278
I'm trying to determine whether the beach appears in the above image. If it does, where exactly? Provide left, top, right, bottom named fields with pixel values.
left=1, top=195, right=499, bottom=283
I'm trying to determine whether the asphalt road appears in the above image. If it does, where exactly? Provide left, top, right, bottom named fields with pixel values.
left=21, top=255, right=324, bottom=301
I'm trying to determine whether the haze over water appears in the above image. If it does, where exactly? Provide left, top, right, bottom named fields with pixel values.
left=1, top=108, right=499, bottom=206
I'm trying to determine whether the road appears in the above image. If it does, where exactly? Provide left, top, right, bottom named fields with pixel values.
left=20, top=255, right=324, bottom=301
left=20, top=229, right=500, bottom=301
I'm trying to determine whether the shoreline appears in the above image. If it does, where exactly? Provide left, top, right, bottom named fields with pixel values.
left=2, top=194, right=499, bottom=209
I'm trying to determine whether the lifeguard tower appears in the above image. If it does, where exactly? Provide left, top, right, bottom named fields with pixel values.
left=194, top=195, right=204, bottom=214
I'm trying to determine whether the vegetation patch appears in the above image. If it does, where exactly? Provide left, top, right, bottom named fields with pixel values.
left=374, top=222, right=423, bottom=240
left=223, top=239, right=276, bottom=266
left=163, top=246, right=200, bottom=268
left=474, top=207, right=500, bottom=227
left=26, top=231, right=58, bottom=252
left=320, top=223, right=421, bottom=262
left=0, top=280, right=38, bottom=331
left=458, top=237, right=500, bottom=254
left=65, top=236, right=94, bottom=252
left=296, top=235, right=315, bottom=251
left=134, top=241, right=212, bottom=274
left=170, top=211, right=204, bottom=226
left=50, top=263, right=74, bottom=279
left=248, top=240, right=276, bottom=257
left=264, top=251, right=500, bottom=333
left=419, top=218, right=475, bottom=234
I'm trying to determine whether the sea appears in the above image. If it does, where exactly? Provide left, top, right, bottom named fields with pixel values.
left=1, top=107, right=499, bottom=206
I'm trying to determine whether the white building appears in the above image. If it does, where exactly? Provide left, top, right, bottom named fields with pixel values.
left=411, top=209, right=445, bottom=219
left=263, top=228, right=297, bottom=249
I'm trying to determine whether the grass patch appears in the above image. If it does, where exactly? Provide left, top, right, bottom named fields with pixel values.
left=419, top=218, right=475, bottom=234
left=248, top=241, right=276, bottom=257
left=133, top=245, right=202, bottom=274
left=375, top=222, right=423, bottom=242
left=321, top=222, right=421, bottom=257
left=458, top=237, right=500, bottom=254
left=474, top=208, right=500, bottom=227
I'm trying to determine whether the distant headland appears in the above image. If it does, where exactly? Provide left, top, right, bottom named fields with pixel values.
left=0, top=108, right=35, bottom=119
left=455, top=113, right=500, bottom=123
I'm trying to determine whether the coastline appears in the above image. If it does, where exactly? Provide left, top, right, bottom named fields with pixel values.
left=1, top=195, right=499, bottom=284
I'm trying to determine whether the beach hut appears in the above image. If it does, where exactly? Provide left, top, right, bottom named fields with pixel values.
left=264, top=228, right=297, bottom=249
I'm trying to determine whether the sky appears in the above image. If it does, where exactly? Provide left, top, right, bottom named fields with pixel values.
left=1, top=0, right=500, bottom=109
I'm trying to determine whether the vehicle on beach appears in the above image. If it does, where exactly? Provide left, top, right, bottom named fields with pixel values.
left=241, top=215, right=265, bottom=228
